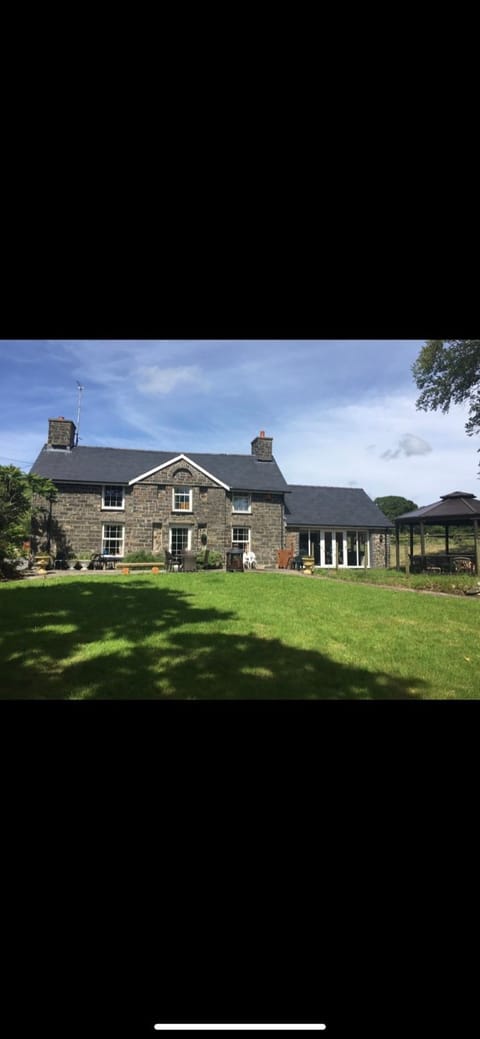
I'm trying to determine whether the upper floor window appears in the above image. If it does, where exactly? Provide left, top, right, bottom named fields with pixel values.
left=232, top=493, right=251, bottom=513
left=172, top=486, right=192, bottom=511
left=102, top=485, right=125, bottom=509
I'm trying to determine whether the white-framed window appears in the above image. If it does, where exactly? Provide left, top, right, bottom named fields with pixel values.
left=299, top=529, right=370, bottom=567
left=232, top=493, right=251, bottom=513
left=172, top=486, right=192, bottom=512
left=170, top=526, right=191, bottom=555
left=232, top=526, right=250, bottom=550
left=102, top=524, right=124, bottom=556
left=102, top=485, right=125, bottom=509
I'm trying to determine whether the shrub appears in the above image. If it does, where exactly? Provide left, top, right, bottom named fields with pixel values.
left=196, top=550, right=223, bottom=569
left=0, top=559, right=23, bottom=581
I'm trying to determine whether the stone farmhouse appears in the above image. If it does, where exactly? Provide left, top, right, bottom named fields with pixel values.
left=30, top=417, right=393, bottom=568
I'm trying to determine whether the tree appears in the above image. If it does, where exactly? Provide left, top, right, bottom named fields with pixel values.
left=0, top=466, right=57, bottom=577
left=412, top=340, right=480, bottom=468
left=374, top=496, right=418, bottom=522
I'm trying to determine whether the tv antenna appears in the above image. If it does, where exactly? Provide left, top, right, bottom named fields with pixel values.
left=75, top=381, right=84, bottom=446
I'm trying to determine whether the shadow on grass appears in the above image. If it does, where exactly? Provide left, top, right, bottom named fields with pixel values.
left=0, top=577, right=428, bottom=699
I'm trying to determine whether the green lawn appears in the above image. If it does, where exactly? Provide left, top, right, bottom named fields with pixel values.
left=314, top=566, right=479, bottom=595
left=0, top=571, right=479, bottom=699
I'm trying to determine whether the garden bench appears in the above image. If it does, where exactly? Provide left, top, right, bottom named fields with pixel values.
left=114, top=562, right=164, bottom=572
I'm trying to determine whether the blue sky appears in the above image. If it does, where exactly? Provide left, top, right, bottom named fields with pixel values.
left=0, top=340, right=478, bottom=506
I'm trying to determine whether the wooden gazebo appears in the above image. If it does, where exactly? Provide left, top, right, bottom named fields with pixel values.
left=395, top=491, right=480, bottom=574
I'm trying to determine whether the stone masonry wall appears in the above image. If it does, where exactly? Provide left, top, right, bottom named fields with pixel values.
left=33, top=475, right=388, bottom=568
left=241, top=495, right=284, bottom=567
left=370, top=532, right=389, bottom=568
left=32, top=468, right=286, bottom=565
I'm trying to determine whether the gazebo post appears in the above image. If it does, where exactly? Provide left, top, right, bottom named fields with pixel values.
left=445, top=523, right=449, bottom=555
left=474, top=518, right=479, bottom=575
left=420, top=521, right=425, bottom=559
left=410, top=526, right=414, bottom=559
left=395, top=523, right=400, bottom=570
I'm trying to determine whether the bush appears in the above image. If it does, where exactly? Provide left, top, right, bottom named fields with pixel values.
left=0, top=558, right=23, bottom=581
left=196, top=550, right=223, bottom=569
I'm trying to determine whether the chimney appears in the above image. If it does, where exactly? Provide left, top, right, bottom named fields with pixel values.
left=47, top=416, right=76, bottom=450
left=251, top=430, right=273, bottom=461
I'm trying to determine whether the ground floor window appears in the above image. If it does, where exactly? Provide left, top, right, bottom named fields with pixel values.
left=232, top=526, right=250, bottom=550
left=102, top=524, right=124, bottom=556
left=170, top=526, right=191, bottom=556
left=298, top=529, right=370, bottom=567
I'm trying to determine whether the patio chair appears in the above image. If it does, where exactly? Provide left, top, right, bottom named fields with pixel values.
left=452, top=556, right=475, bottom=573
left=243, top=551, right=256, bottom=570
left=54, top=556, right=69, bottom=570
left=88, top=553, right=104, bottom=570
left=277, top=548, right=293, bottom=569
left=164, top=550, right=174, bottom=572
left=182, top=549, right=197, bottom=572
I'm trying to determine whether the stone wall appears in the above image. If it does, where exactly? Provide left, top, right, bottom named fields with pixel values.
left=370, top=531, right=389, bottom=568
left=285, top=531, right=299, bottom=555
left=32, top=475, right=389, bottom=568
left=32, top=484, right=115, bottom=557
left=32, top=469, right=286, bottom=566
left=243, top=494, right=284, bottom=567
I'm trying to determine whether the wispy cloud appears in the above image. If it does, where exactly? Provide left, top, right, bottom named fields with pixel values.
left=381, top=434, right=432, bottom=461
left=135, top=365, right=208, bottom=396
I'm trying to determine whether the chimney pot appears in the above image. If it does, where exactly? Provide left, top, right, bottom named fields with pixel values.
left=260, top=430, right=265, bottom=437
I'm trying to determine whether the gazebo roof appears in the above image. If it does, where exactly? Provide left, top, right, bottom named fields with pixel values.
left=396, top=491, right=480, bottom=524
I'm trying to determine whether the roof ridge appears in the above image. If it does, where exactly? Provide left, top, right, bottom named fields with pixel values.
left=289, top=483, right=365, bottom=490
left=58, top=445, right=271, bottom=459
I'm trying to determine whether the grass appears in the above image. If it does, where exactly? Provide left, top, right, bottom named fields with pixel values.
left=314, top=566, right=479, bottom=595
left=0, top=571, right=479, bottom=699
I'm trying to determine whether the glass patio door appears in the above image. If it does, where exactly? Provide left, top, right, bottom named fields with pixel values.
left=310, top=531, right=321, bottom=565
left=323, top=531, right=334, bottom=566
left=321, top=530, right=346, bottom=567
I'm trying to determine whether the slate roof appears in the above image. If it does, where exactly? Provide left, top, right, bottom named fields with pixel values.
left=285, top=485, right=393, bottom=528
left=30, top=445, right=290, bottom=494
left=396, top=491, right=480, bottom=523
